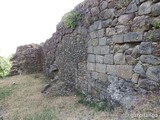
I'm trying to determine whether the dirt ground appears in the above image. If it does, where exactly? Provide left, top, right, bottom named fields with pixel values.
left=0, top=74, right=159, bottom=120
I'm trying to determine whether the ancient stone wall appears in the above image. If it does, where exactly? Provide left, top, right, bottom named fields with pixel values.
left=11, top=0, right=160, bottom=109
left=10, top=44, right=42, bottom=75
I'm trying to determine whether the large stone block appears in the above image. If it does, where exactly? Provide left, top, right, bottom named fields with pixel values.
left=139, top=42, right=152, bottom=54
left=87, top=46, right=94, bottom=54
left=100, top=9, right=115, bottom=20
left=97, top=29, right=105, bottom=38
left=151, top=2, right=160, bottom=16
left=116, top=65, right=133, bottom=79
left=96, top=63, right=106, bottom=73
left=140, top=55, right=160, bottom=65
left=106, top=65, right=117, bottom=76
left=124, top=32, right=143, bottom=43
left=94, top=46, right=101, bottom=54
left=87, top=54, right=96, bottom=63
left=112, top=34, right=124, bottom=43
left=133, top=63, right=145, bottom=75
left=138, top=1, right=152, bottom=15
left=91, top=7, right=100, bottom=16
left=87, top=63, right=96, bottom=71
left=99, top=37, right=106, bottom=46
left=118, top=14, right=134, bottom=25
left=138, top=79, right=159, bottom=91
left=125, top=2, right=138, bottom=13
left=96, top=55, right=104, bottom=63
left=114, top=53, right=126, bottom=65
left=100, top=46, right=109, bottom=55
left=104, top=54, right=114, bottom=64
left=146, top=66, right=160, bottom=82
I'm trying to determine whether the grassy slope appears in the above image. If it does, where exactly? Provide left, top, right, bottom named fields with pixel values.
left=0, top=74, right=123, bottom=120
left=0, top=74, right=159, bottom=120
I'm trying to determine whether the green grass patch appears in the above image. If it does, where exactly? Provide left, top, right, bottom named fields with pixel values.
left=19, top=108, right=59, bottom=120
left=0, top=85, right=16, bottom=101
left=76, top=90, right=113, bottom=112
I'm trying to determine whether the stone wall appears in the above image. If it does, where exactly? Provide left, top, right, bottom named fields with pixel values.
left=10, top=44, right=42, bottom=75
left=11, top=0, right=160, bottom=109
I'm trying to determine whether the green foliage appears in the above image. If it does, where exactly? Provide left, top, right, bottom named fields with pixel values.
left=76, top=90, right=113, bottom=112
left=0, top=56, right=12, bottom=78
left=152, top=20, right=160, bottom=30
left=146, top=31, right=154, bottom=40
left=63, top=11, right=80, bottom=29
left=123, top=0, right=129, bottom=6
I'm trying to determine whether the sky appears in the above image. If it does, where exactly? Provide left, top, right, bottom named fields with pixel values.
left=0, top=0, right=84, bottom=57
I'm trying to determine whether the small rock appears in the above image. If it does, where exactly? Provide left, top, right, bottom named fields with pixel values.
left=41, top=84, right=51, bottom=93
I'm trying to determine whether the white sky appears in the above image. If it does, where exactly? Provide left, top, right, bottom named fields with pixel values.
left=0, top=0, right=84, bottom=57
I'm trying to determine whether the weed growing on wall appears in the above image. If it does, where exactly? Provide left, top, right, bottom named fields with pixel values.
left=152, top=20, right=160, bottom=30
left=63, top=11, right=80, bottom=29
left=76, top=90, right=113, bottom=112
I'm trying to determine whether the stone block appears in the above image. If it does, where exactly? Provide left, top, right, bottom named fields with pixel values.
left=98, top=29, right=105, bottom=38
left=146, top=66, right=160, bottom=82
left=100, top=1, right=108, bottom=11
left=94, top=20, right=102, bottom=30
left=96, top=63, right=106, bottom=73
left=87, top=63, right=96, bottom=71
left=98, top=73, right=108, bottom=82
left=91, top=7, right=100, bottom=16
left=94, top=46, right=101, bottom=54
left=139, top=42, right=152, bottom=54
left=99, top=37, right=106, bottom=46
left=131, top=73, right=139, bottom=84
left=100, top=9, right=115, bottom=20
left=125, top=2, right=138, bottom=13
left=104, top=54, right=114, bottom=64
left=90, top=31, right=97, bottom=39
left=92, top=39, right=99, bottom=46
left=106, top=28, right=116, bottom=36
left=138, top=1, right=152, bottom=15
left=138, top=79, right=159, bottom=91
left=106, top=65, right=116, bottom=75
left=133, top=63, right=145, bottom=75
left=87, top=46, right=94, bottom=54
left=124, top=32, right=143, bottom=43
left=116, top=65, right=133, bottom=79
left=87, top=54, right=95, bottom=63
left=96, top=55, right=104, bottom=63
left=92, top=72, right=98, bottom=79
left=125, top=55, right=137, bottom=65
left=151, top=2, right=160, bottom=16
left=114, top=53, right=126, bottom=65
left=118, top=14, right=134, bottom=25
left=112, top=34, right=124, bottom=43
left=140, top=55, right=160, bottom=65
left=100, top=46, right=109, bottom=55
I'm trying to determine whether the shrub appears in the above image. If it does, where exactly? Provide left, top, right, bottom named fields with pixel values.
left=0, top=56, right=12, bottom=78
left=63, top=11, right=80, bottom=29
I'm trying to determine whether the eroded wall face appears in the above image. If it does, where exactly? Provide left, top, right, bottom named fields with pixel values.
left=11, top=0, right=160, bottom=109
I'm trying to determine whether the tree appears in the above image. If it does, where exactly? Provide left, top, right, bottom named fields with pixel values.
left=0, top=56, right=11, bottom=78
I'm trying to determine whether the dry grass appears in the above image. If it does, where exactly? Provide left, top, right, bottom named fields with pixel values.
left=0, top=74, right=159, bottom=120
